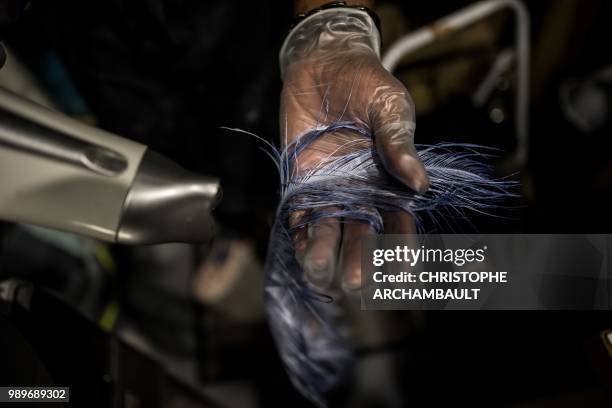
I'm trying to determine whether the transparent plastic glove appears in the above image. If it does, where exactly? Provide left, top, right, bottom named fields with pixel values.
left=280, top=8, right=429, bottom=292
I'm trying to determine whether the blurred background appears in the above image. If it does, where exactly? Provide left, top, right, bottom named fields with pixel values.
left=1, top=0, right=612, bottom=406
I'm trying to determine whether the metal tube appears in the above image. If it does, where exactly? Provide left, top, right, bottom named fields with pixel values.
left=382, top=0, right=530, bottom=166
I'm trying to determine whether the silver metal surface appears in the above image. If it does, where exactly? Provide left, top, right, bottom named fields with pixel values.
left=117, top=150, right=221, bottom=244
left=0, top=87, right=220, bottom=244
left=0, top=87, right=146, bottom=241
left=0, top=107, right=127, bottom=176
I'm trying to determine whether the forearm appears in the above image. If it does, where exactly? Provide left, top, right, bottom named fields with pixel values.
left=294, top=0, right=374, bottom=14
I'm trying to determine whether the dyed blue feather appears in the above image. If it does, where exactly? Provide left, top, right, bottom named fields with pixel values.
left=235, top=123, right=517, bottom=407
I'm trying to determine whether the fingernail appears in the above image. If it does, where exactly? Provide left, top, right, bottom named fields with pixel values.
left=411, top=174, right=430, bottom=194
left=396, top=153, right=429, bottom=194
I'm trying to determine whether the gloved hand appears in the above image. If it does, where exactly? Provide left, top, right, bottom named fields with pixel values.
left=280, top=7, right=429, bottom=292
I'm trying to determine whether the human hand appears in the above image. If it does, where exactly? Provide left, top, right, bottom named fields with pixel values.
left=280, top=7, right=429, bottom=292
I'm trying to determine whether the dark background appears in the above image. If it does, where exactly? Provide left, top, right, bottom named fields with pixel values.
left=1, top=0, right=612, bottom=407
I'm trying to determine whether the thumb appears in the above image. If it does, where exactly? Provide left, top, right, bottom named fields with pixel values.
left=371, top=86, right=429, bottom=194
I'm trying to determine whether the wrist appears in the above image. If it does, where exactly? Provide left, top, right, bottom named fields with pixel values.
left=295, top=0, right=374, bottom=15
left=280, top=7, right=381, bottom=78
